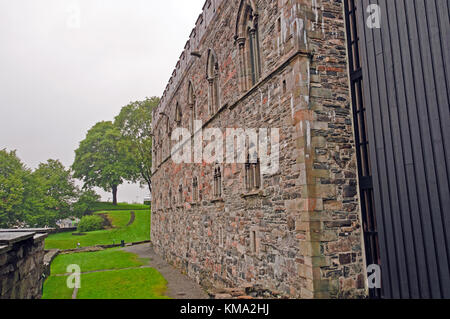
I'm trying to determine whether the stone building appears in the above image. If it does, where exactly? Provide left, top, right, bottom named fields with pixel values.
left=151, top=0, right=450, bottom=299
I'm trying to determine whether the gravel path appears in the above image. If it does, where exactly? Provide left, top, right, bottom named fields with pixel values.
left=122, top=243, right=208, bottom=299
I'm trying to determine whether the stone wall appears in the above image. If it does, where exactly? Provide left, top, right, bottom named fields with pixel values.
left=151, top=0, right=367, bottom=298
left=0, top=230, right=47, bottom=299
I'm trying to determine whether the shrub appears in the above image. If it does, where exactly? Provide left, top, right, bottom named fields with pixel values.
left=77, top=215, right=104, bottom=233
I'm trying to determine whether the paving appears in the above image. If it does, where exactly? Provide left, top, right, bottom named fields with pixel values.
left=122, top=243, right=208, bottom=299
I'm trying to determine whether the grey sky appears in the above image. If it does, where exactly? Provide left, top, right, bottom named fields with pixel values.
left=0, top=0, right=205, bottom=203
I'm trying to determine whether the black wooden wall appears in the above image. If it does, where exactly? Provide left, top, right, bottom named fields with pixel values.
left=354, top=0, right=450, bottom=298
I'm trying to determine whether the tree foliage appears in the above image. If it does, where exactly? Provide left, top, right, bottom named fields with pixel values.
left=21, top=160, right=79, bottom=227
left=114, top=97, right=159, bottom=194
left=0, top=150, right=100, bottom=228
left=0, top=150, right=27, bottom=227
left=72, top=121, right=139, bottom=205
left=73, top=189, right=101, bottom=217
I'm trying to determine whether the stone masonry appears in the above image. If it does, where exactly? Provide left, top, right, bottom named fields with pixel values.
left=151, top=0, right=367, bottom=298
left=0, top=230, right=48, bottom=299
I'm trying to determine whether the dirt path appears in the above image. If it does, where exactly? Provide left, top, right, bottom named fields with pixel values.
left=126, top=211, right=136, bottom=226
left=122, top=243, right=208, bottom=299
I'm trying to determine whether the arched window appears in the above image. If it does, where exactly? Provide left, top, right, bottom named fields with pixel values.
left=235, top=0, right=261, bottom=91
left=214, top=166, right=222, bottom=198
left=178, top=184, right=183, bottom=205
left=168, top=188, right=172, bottom=207
left=175, top=102, right=182, bottom=125
left=192, top=177, right=199, bottom=202
left=245, top=152, right=261, bottom=191
left=206, top=49, right=220, bottom=115
left=158, top=141, right=162, bottom=166
left=188, top=81, right=196, bottom=132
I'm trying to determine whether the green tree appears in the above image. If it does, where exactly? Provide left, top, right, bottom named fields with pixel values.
left=115, top=97, right=159, bottom=194
left=73, top=189, right=101, bottom=217
left=0, top=149, right=28, bottom=228
left=21, top=159, right=79, bottom=227
left=72, top=121, right=138, bottom=205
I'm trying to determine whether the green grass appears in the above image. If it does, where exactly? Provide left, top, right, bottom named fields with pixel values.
left=90, top=202, right=150, bottom=212
left=50, top=249, right=148, bottom=275
left=42, top=276, right=73, bottom=300
left=42, top=249, right=169, bottom=299
left=76, top=268, right=168, bottom=299
left=45, top=209, right=150, bottom=250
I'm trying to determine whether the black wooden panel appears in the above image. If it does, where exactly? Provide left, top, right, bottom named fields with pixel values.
left=353, top=0, right=450, bottom=298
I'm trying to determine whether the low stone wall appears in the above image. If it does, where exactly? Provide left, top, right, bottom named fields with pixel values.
left=0, top=230, right=48, bottom=299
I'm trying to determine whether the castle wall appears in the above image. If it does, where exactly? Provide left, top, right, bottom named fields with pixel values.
left=151, top=0, right=367, bottom=298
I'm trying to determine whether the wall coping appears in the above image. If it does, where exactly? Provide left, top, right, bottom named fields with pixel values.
left=0, top=228, right=55, bottom=234
left=0, top=229, right=50, bottom=254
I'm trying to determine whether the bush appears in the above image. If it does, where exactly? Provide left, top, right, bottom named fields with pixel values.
left=77, top=215, right=104, bottom=233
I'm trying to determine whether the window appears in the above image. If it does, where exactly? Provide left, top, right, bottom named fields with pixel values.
left=168, top=188, right=172, bottom=207
left=188, top=81, right=196, bottom=132
left=192, top=177, right=199, bottom=202
left=245, top=153, right=261, bottom=191
left=178, top=184, right=183, bottom=205
left=175, top=102, right=182, bottom=125
left=219, top=227, right=224, bottom=247
left=165, top=117, right=170, bottom=135
left=213, top=166, right=222, bottom=198
left=236, top=0, right=261, bottom=91
left=250, top=229, right=258, bottom=253
left=207, top=49, right=220, bottom=115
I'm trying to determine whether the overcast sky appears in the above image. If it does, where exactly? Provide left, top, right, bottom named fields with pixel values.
left=0, top=0, right=205, bottom=203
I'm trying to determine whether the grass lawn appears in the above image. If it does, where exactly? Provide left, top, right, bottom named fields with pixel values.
left=42, top=249, right=169, bottom=299
left=50, top=249, right=148, bottom=274
left=90, top=202, right=150, bottom=212
left=43, top=268, right=168, bottom=299
left=45, top=209, right=150, bottom=250
left=77, top=268, right=168, bottom=299
left=42, top=276, right=73, bottom=299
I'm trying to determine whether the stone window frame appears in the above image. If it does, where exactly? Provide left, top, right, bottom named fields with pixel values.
left=206, top=49, right=220, bottom=116
left=243, top=149, right=261, bottom=194
left=219, top=226, right=224, bottom=248
left=188, top=80, right=197, bottom=133
left=249, top=226, right=260, bottom=255
left=192, top=176, right=199, bottom=203
left=235, top=0, right=262, bottom=92
left=177, top=183, right=184, bottom=207
left=212, top=163, right=224, bottom=201
left=175, top=101, right=182, bottom=126
left=168, top=187, right=173, bottom=209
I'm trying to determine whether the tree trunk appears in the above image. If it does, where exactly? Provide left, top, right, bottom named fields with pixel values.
left=112, top=185, right=118, bottom=206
